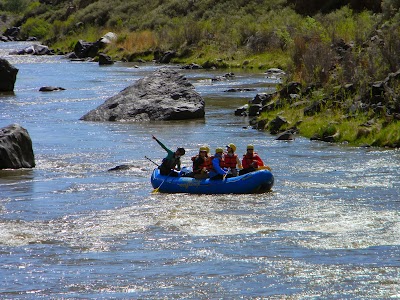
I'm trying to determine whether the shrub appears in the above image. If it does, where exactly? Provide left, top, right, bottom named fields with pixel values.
left=378, top=20, right=400, bottom=72
left=4, top=0, right=29, bottom=13
left=115, top=30, right=158, bottom=53
left=382, top=0, right=400, bottom=18
left=20, top=17, right=51, bottom=39
left=26, top=1, right=40, bottom=11
left=320, top=7, right=375, bottom=43
left=74, top=1, right=110, bottom=27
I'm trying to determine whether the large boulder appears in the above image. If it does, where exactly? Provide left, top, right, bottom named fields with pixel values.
left=0, top=124, right=35, bottom=169
left=0, top=58, right=18, bottom=92
left=1, top=27, right=21, bottom=41
left=74, top=40, right=100, bottom=58
left=80, top=67, right=205, bottom=122
left=73, top=33, right=117, bottom=59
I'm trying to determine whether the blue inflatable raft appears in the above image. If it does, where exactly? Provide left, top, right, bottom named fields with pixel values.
left=150, top=168, right=274, bottom=194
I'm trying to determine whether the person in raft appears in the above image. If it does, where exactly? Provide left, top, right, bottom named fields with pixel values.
left=181, top=145, right=211, bottom=179
left=191, top=145, right=211, bottom=179
left=223, top=143, right=242, bottom=177
left=208, top=147, right=230, bottom=180
left=239, top=144, right=264, bottom=175
left=152, top=135, right=185, bottom=176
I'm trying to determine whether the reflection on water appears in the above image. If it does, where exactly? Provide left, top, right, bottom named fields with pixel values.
left=0, top=169, right=35, bottom=196
left=0, top=42, right=399, bottom=299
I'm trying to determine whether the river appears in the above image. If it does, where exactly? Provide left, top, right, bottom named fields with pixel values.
left=1, top=42, right=399, bottom=299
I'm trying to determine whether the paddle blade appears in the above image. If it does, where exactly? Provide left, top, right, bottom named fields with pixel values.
left=152, top=187, right=160, bottom=193
left=259, top=166, right=272, bottom=171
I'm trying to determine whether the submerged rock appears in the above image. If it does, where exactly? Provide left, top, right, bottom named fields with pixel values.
left=108, top=164, right=132, bottom=171
left=80, top=67, right=205, bottom=122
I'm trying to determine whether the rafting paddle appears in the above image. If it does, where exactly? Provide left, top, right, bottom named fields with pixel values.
left=145, top=156, right=159, bottom=167
left=145, top=156, right=165, bottom=193
left=258, top=165, right=272, bottom=171
left=152, top=170, right=174, bottom=193
left=223, top=168, right=231, bottom=180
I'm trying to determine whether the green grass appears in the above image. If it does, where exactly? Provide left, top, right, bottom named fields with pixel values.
left=259, top=101, right=400, bottom=147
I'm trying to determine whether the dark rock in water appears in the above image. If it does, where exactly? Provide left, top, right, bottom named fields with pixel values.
left=0, top=124, right=35, bottom=169
left=212, top=72, right=235, bottom=81
left=248, top=103, right=262, bottom=117
left=224, top=88, right=256, bottom=92
left=0, top=58, right=18, bottom=92
left=39, top=86, right=66, bottom=92
left=264, top=68, right=286, bottom=78
left=74, top=40, right=100, bottom=58
left=108, top=164, right=132, bottom=171
left=99, top=53, right=114, bottom=65
left=158, top=50, right=176, bottom=63
left=181, top=63, right=202, bottom=69
left=276, top=130, right=295, bottom=141
left=235, top=104, right=248, bottom=116
left=80, top=67, right=205, bottom=122
left=269, top=115, right=288, bottom=134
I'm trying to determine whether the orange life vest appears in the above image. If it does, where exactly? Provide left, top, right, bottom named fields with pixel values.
left=202, top=156, right=212, bottom=170
left=242, top=152, right=262, bottom=169
left=192, top=155, right=212, bottom=173
left=223, top=153, right=238, bottom=168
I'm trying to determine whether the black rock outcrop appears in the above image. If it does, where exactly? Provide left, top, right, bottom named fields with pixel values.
left=0, top=58, right=18, bottom=92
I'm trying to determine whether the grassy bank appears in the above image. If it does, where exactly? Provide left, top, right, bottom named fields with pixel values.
left=2, top=0, right=400, bottom=148
left=259, top=99, right=400, bottom=148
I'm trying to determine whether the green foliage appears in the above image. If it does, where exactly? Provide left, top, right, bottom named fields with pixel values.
left=50, top=17, right=77, bottom=39
left=20, top=17, right=51, bottom=39
left=317, top=123, right=338, bottom=137
left=382, top=0, right=400, bottom=18
left=73, top=1, right=110, bottom=27
left=320, top=7, right=377, bottom=44
left=26, top=1, right=40, bottom=11
left=3, top=0, right=29, bottom=13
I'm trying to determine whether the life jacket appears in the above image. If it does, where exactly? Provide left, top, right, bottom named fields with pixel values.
left=159, top=155, right=180, bottom=175
left=192, top=155, right=212, bottom=173
left=223, top=153, right=238, bottom=168
left=242, top=152, right=261, bottom=168
left=202, top=156, right=212, bottom=170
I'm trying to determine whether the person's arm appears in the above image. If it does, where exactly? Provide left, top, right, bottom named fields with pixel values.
left=236, top=156, right=242, bottom=169
left=213, top=158, right=226, bottom=175
left=152, top=135, right=174, bottom=158
left=152, top=135, right=168, bottom=151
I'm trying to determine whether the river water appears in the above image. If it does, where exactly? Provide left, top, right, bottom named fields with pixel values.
left=0, top=42, right=399, bottom=299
